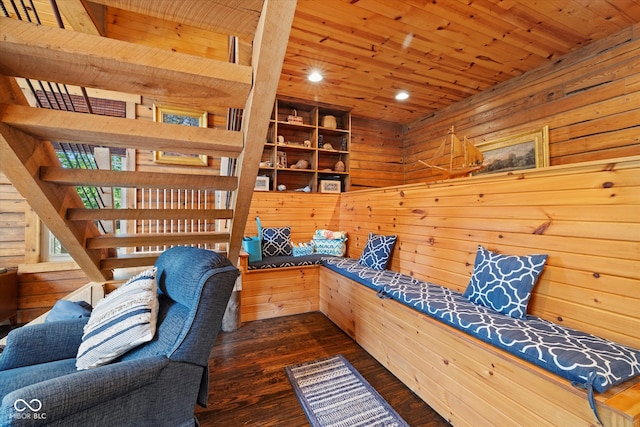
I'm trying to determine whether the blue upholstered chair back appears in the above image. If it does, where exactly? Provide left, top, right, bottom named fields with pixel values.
left=119, top=246, right=239, bottom=367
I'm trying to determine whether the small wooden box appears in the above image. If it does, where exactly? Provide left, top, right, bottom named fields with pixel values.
left=254, top=176, right=270, bottom=191
left=320, top=180, right=341, bottom=193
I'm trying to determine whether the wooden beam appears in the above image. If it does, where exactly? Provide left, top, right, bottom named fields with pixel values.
left=57, top=0, right=104, bottom=36
left=0, top=104, right=243, bottom=157
left=86, top=232, right=231, bottom=249
left=227, top=0, right=297, bottom=264
left=0, top=76, right=108, bottom=281
left=100, top=254, right=159, bottom=270
left=0, top=18, right=252, bottom=111
left=67, top=208, right=234, bottom=221
left=39, top=167, right=238, bottom=191
left=90, top=0, right=262, bottom=42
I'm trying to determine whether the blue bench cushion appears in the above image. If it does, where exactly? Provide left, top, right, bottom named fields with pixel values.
left=322, top=257, right=640, bottom=395
left=322, top=256, right=420, bottom=291
left=248, top=254, right=329, bottom=270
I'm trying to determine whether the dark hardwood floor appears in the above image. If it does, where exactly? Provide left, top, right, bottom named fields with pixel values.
left=196, top=312, right=451, bottom=427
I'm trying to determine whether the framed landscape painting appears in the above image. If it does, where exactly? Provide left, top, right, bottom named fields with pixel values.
left=476, top=125, right=549, bottom=175
left=153, top=105, right=208, bottom=166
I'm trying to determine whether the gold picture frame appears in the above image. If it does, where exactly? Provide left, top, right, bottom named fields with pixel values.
left=153, top=105, right=208, bottom=166
left=475, top=125, right=549, bottom=175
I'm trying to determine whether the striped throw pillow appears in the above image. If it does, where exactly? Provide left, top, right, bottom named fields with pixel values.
left=76, top=267, right=159, bottom=370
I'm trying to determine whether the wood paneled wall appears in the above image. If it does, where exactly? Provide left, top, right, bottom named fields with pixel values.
left=0, top=172, right=26, bottom=268
left=243, top=192, right=341, bottom=244
left=337, top=157, right=640, bottom=350
left=240, top=192, right=340, bottom=321
left=15, top=268, right=89, bottom=323
left=350, top=117, right=404, bottom=190
left=404, top=24, right=640, bottom=183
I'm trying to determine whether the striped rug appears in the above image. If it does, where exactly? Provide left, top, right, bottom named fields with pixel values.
left=285, top=354, right=409, bottom=427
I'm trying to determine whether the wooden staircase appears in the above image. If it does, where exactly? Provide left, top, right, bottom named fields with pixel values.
left=0, top=0, right=296, bottom=281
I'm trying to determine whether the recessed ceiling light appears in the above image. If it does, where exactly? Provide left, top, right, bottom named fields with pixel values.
left=395, top=91, right=409, bottom=101
left=308, top=71, right=323, bottom=82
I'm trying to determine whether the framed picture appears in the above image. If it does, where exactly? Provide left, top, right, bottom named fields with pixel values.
left=254, top=176, right=270, bottom=191
left=153, top=105, right=208, bottom=166
left=475, top=125, right=549, bottom=175
left=320, top=180, right=341, bottom=193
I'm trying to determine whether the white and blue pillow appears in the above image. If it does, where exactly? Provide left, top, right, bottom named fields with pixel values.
left=76, top=267, right=159, bottom=370
left=358, top=232, right=397, bottom=271
left=261, top=226, right=292, bottom=257
left=463, top=245, right=547, bottom=319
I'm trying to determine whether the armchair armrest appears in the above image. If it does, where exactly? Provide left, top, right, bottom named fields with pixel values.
left=0, top=355, right=170, bottom=426
left=0, top=356, right=170, bottom=426
left=0, top=318, right=88, bottom=371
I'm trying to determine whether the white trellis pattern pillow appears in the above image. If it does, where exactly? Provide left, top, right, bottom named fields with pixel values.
left=358, top=232, right=397, bottom=271
left=463, top=245, right=547, bottom=319
left=261, top=226, right=292, bottom=257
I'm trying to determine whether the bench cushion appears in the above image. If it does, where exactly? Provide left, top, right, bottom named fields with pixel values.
left=322, top=257, right=640, bottom=395
left=248, top=254, right=329, bottom=270
left=323, top=256, right=416, bottom=291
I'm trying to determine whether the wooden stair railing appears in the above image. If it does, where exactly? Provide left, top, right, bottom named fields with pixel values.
left=0, top=0, right=297, bottom=281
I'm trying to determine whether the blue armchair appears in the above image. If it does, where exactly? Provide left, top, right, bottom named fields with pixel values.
left=0, top=247, right=239, bottom=426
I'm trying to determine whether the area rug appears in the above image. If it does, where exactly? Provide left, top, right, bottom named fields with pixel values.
left=285, top=354, right=409, bottom=427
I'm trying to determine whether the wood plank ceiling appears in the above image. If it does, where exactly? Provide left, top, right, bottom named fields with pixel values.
left=281, top=0, right=640, bottom=124
left=7, top=0, right=640, bottom=124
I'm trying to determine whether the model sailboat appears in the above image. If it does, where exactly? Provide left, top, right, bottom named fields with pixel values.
left=419, top=126, right=485, bottom=178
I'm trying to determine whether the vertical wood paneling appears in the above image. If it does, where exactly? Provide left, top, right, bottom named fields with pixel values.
left=404, top=26, right=640, bottom=183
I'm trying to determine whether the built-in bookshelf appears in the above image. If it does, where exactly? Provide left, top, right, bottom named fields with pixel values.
left=257, top=97, right=350, bottom=193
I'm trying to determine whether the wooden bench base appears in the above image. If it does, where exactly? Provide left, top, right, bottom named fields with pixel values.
left=319, top=267, right=640, bottom=427
left=239, top=254, right=320, bottom=322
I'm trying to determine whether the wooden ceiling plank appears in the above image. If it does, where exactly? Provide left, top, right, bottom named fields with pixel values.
left=227, top=0, right=297, bottom=264
left=87, top=232, right=231, bottom=249
left=106, top=7, right=229, bottom=60
left=91, top=0, right=263, bottom=42
left=39, top=167, right=238, bottom=191
left=293, top=2, right=533, bottom=75
left=0, top=18, right=252, bottom=110
left=67, top=208, right=234, bottom=221
left=0, top=104, right=243, bottom=157
left=286, top=24, right=514, bottom=85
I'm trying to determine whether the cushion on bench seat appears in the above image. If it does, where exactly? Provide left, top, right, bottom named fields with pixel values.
left=322, top=256, right=422, bottom=291
left=247, top=254, right=330, bottom=270
left=322, top=257, right=640, bottom=396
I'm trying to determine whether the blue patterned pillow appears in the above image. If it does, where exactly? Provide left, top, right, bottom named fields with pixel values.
left=261, top=226, right=292, bottom=257
left=76, top=267, right=158, bottom=369
left=358, top=232, right=397, bottom=270
left=463, top=245, right=548, bottom=319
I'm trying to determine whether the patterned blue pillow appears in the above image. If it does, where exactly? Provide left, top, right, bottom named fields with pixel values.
left=261, top=226, right=292, bottom=257
left=463, top=245, right=548, bottom=319
left=358, top=232, right=397, bottom=271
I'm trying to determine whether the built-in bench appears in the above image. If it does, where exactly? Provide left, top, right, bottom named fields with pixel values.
left=321, top=256, right=640, bottom=426
left=239, top=254, right=324, bottom=322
